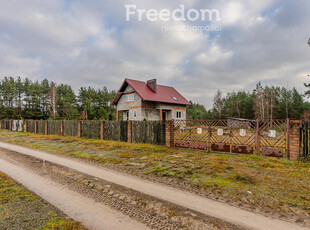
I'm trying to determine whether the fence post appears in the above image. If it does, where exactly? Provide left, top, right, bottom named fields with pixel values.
left=116, top=111, right=119, bottom=121
left=45, top=120, right=48, bottom=135
left=207, top=122, right=211, bottom=152
left=78, top=120, right=82, bottom=137
left=127, top=121, right=132, bottom=143
left=61, top=120, right=64, bottom=136
left=165, top=121, right=170, bottom=147
left=255, top=119, right=260, bottom=155
left=35, top=120, right=38, bottom=134
left=286, top=118, right=290, bottom=159
left=289, top=120, right=300, bottom=160
left=100, top=121, right=105, bottom=140
left=170, top=120, right=174, bottom=147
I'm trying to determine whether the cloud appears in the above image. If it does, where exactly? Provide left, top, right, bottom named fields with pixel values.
left=0, top=0, right=309, bottom=109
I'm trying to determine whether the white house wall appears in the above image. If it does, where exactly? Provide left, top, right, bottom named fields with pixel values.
left=117, top=85, right=142, bottom=120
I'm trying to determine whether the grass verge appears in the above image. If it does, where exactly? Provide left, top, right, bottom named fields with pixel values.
left=0, top=130, right=309, bottom=222
left=0, top=171, right=85, bottom=229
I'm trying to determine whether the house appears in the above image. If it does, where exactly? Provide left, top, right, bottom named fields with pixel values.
left=112, top=78, right=191, bottom=121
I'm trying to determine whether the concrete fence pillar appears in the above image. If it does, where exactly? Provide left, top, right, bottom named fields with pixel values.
left=61, top=120, right=64, bottom=136
left=116, top=111, right=119, bottom=121
left=78, top=121, right=82, bottom=137
left=100, top=121, right=105, bottom=140
left=35, top=120, right=38, bottom=134
left=289, top=120, right=300, bottom=160
left=45, top=120, right=48, bottom=135
left=165, top=120, right=174, bottom=147
left=159, top=109, right=163, bottom=121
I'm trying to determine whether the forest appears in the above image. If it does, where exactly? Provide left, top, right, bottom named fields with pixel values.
left=0, top=77, right=309, bottom=120
left=187, top=82, right=310, bottom=120
left=0, top=77, right=116, bottom=120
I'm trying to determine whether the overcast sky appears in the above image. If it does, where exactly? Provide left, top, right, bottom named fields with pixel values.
left=0, top=0, right=309, bottom=108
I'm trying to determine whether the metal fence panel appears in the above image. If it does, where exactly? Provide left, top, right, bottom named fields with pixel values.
left=1, top=120, right=10, bottom=130
left=174, top=119, right=289, bottom=158
left=27, top=120, right=36, bottom=133
left=47, top=120, right=62, bottom=135
left=258, top=120, right=289, bottom=158
left=37, top=120, right=45, bottom=134
left=63, top=120, right=79, bottom=137
left=81, top=120, right=101, bottom=139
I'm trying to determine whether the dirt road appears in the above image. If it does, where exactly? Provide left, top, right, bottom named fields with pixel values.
left=0, top=157, right=148, bottom=230
left=0, top=142, right=308, bottom=230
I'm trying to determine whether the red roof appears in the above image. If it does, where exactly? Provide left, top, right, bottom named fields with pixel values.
left=112, top=78, right=191, bottom=105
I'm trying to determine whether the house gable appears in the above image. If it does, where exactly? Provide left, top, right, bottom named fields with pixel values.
left=117, top=85, right=142, bottom=108
left=114, top=78, right=190, bottom=121
left=112, top=78, right=191, bottom=106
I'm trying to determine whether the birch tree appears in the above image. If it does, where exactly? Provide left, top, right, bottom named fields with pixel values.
left=46, top=83, right=58, bottom=118
left=213, top=90, right=224, bottom=119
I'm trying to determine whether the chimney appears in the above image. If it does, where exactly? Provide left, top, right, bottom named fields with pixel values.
left=147, top=79, right=157, bottom=92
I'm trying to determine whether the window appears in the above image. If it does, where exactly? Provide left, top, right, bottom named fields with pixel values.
left=176, top=111, right=182, bottom=119
left=127, top=94, right=135, bottom=102
left=172, top=96, right=178, bottom=101
left=133, top=109, right=137, bottom=118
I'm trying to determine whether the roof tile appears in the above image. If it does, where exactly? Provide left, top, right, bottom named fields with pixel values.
left=112, top=78, right=191, bottom=105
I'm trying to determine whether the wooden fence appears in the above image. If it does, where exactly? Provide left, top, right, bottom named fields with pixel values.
left=132, top=121, right=166, bottom=145
left=0, top=119, right=304, bottom=160
left=0, top=119, right=167, bottom=146
left=104, top=121, right=128, bottom=142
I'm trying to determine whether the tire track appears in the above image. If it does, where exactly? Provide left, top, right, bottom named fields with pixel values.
left=0, top=142, right=307, bottom=230
left=0, top=157, right=148, bottom=230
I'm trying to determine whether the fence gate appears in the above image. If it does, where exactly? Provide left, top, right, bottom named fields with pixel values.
left=173, top=119, right=289, bottom=158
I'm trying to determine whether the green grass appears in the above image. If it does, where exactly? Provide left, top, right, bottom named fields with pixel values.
left=0, top=130, right=310, bottom=219
left=0, top=171, right=85, bottom=229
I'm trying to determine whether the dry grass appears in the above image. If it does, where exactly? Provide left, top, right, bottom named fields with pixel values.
left=0, top=130, right=310, bottom=220
left=0, top=171, right=85, bottom=229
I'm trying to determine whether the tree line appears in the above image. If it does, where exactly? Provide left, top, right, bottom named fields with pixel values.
left=1, top=77, right=309, bottom=121
left=187, top=82, right=310, bottom=120
left=0, top=77, right=116, bottom=120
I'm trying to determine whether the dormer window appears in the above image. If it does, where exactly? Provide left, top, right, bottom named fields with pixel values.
left=172, top=96, right=178, bottom=101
